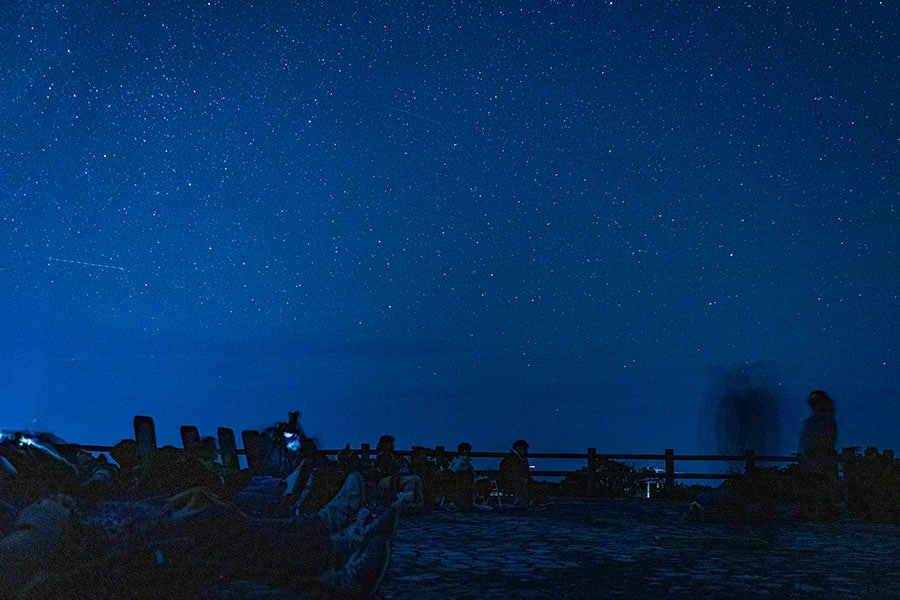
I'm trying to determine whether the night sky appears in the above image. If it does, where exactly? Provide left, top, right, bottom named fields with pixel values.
left=2, top=1, right=897, bottom=461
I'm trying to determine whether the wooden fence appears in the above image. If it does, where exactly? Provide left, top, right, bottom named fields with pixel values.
left=69, top=416, right=811, bottom=492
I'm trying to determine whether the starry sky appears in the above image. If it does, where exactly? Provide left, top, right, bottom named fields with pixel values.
left=2, top=1, right=897, bottom=462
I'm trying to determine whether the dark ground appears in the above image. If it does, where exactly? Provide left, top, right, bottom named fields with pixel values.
left=381, top=498, right=900, bottom=599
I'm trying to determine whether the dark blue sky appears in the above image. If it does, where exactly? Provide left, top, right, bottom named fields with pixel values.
left=2, top=1, right=897, bottom=458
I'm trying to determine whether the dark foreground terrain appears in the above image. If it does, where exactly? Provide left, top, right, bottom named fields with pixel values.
left=381, top=498, right=900, bottom=599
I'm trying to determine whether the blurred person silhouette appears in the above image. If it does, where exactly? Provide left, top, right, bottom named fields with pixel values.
left=498, top=439, right=548, bottom=507
left=372, top=435, right=423, bottom=507
left=442, top=442, right=476, bottom=511
left=703, top=363, right=784, bottom=470
left=409, top=446, right=440, bottom=507
left=798, top=390, right=838, bottom=521
left=257, top=411, right=305, bottom=479
left=238, top=411, right=312, bottom=516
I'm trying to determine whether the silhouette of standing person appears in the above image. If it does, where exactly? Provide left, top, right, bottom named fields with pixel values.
left=798, top=390, right=838, bottom=521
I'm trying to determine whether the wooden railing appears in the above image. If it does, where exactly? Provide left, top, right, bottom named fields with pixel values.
left=71, top=416, right=805, bottom=491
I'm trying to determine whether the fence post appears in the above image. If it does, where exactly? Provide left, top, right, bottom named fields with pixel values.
left=217, top=427, right=240, bottom=472
left=664, top=449, right=675, bottom=491
left=241, top=430, right=261, bottom=472
left=134, top=416, right=157, bottom=472
left=587, top=447, right=597, bottom=498
left=744, top=449, right=756, bottom=474
left=361, top=443, right=371, bottom=460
